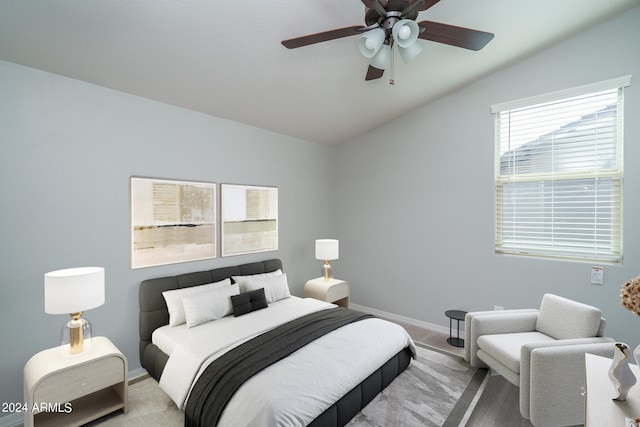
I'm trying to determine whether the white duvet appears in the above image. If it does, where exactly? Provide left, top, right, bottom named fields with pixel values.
left=155, top=296, right=415, bottom=426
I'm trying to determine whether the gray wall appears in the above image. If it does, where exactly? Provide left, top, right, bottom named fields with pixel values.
left=0, top=60, right=335, bottom=408
left=336, top=7, right=640, bottom=347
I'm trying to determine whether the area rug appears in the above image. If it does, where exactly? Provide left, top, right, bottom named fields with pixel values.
left=348, top=343, right=488, bottom=427
left=89, top=343, right=486, bottom=427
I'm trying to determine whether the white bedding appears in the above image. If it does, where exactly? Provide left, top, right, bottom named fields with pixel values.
left=156, top=296, right=415, bottom=426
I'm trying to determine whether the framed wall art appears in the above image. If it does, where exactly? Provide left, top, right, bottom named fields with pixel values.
left=221, top=184, right=278, bottom=257
left=130, top=177, right=216, bottom=269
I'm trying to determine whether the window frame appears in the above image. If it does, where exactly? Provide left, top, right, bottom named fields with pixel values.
left=492, top=75, right=631, bottom=263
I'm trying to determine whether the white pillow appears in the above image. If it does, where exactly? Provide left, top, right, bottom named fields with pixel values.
left=162, top=278, right=231, bottom=327
left=182, top=283, right=240, bottom=328
left=232, top=269, right=283, bottom=293
left=243, top=273, right=291, bottom=303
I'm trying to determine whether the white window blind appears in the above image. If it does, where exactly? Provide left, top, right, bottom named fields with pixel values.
left=493, top=76, right=630, bottom=263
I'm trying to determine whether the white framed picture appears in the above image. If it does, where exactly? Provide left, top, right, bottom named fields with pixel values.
left=130, top=177, right=216, bottom=269
left=221, top=184, right=278, bottom=257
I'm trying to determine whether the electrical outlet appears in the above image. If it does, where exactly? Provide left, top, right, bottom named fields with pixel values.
left=494, top=305, right=504, bottom=311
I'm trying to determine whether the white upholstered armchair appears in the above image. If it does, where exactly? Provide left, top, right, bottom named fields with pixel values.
left=464, top=293, right=615, bottom=427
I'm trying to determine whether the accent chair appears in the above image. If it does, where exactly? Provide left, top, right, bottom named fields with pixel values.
left=464, top=293, right=615, bottom=427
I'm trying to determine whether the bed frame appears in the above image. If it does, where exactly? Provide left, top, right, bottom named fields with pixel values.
left=139, top=258, right=411, bottom=426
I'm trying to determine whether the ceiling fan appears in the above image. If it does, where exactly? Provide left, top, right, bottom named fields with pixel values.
left=281, top=0, right=494, bottom=82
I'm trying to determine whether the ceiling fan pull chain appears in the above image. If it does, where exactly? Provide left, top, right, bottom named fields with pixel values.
left=389, top=42, right=395, bottom=85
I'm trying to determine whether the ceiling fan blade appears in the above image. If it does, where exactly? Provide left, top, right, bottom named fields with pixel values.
left=281, top=25, right=365, bottom=49
left=361, top=0, right=388, bottom=17
left=361, top=0, right=387, bottom=6
left=401, top=0, right=425, bottom=18
left=365, top=65, right=385, bottom=81
left=415, top=0, right=440, bottom=11
left=417, top=20, right=494, bottom=51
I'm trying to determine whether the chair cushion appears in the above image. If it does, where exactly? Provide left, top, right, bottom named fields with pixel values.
left=536, top=294, right=602, bottom=340
left=477, top=332, right=555, bottom=374
left=476, top=349, right=520, bottom=387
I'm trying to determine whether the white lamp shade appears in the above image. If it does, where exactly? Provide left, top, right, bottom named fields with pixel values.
left=392, top=19, right=420, bottom=48
left=45, top=267, right=105, bottom=314
left=369, top=43, right=391, bottom=70
left=399, top=41, right=423, bottom=63
left=315, top=239, right=339, bottom=261
left=358, top=28, right=386, bottom=59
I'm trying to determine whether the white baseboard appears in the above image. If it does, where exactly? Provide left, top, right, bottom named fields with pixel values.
left=129, top=367, right=149, bottom=383
left=349, top=303, right=463, bottom=336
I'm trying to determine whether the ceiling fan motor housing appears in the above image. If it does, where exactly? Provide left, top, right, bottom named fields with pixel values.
left=381, top=11, right=402, bottom=32
left=365, top=0, right=419, bottom=40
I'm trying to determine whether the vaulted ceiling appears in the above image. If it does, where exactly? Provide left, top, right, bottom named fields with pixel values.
left=0, top=0, right=637, bottom=145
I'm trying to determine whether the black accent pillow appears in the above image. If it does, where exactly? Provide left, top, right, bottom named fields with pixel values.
left=231, top=288, right=268, bottom=317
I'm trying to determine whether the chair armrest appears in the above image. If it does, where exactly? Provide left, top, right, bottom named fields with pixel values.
left=519, top=337, right=615, bottom=425
left=464, top=309, right=539, bottom=366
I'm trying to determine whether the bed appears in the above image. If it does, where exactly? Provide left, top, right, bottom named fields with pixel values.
left=139, top=259, right=415, bottom=426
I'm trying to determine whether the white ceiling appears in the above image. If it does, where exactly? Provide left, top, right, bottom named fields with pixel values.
left=0, top=0, right=637, bottom=146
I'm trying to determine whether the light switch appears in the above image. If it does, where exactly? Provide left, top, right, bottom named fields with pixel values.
left=591, top=266, right=604, bottom=285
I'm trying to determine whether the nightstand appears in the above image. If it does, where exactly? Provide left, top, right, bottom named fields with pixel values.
left=304, top=278, right=350, bottom=308
left=24, top=336, right=128, bottom=427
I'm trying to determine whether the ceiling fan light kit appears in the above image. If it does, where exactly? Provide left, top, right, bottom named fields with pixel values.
left=398, top=39, right=423, bottom=63
left=370, top=43, right=392, bottom=70
left=393, top=19, right=419, bottom=46
left=281, top=0, right=494, bottom=82
left=391, top=19, right=422, bottom=63
left=358, top=28, right=386, bottom=58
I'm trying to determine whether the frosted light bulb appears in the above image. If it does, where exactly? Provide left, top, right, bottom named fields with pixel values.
left=398, top=26, right=411, bottom=40
left=366, top=39, right=376, bottom=50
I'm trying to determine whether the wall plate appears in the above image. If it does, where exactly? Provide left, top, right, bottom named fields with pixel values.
left=591, top=266, right=604, bottom=285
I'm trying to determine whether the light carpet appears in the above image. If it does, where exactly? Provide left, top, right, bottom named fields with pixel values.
left=89, top=343, right=487, bottom=427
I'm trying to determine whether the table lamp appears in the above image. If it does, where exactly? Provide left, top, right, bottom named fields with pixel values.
left=45, top=267, right=105, bottom=355
left=315, top=239, right=339, bottom=281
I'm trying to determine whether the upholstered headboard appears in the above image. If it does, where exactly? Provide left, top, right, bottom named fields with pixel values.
left=139, top=258, right=283, bottom=381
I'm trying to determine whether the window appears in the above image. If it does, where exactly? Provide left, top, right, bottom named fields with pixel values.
left=492, top=76, right=631, bottom=263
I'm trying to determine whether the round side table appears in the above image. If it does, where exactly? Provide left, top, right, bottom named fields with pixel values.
left=445, top=310, right=467, bottom=348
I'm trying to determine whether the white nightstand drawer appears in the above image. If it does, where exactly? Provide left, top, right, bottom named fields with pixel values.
left=34, top=356, right=124, bottom=404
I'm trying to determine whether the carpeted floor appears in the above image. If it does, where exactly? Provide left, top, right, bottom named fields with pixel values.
left=87, top=342, right=486, bottom=427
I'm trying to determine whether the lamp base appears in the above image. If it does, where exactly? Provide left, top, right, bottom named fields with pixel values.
left=323, top=260, right=332, bottom=281
left=60, top=313, right=92, bottom=356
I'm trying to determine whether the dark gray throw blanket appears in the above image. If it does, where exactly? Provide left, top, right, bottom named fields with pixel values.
left=184, top=307, right=374, bottom=427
